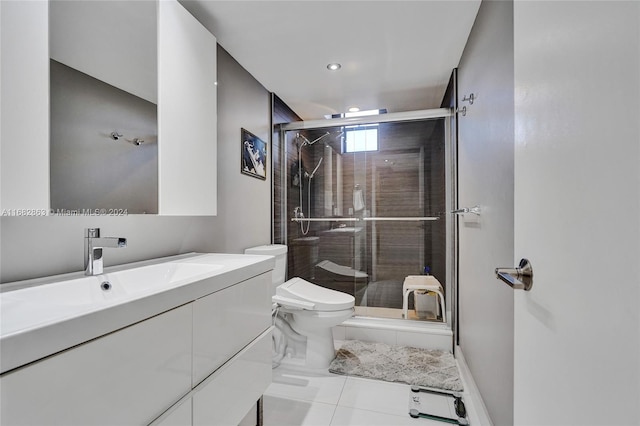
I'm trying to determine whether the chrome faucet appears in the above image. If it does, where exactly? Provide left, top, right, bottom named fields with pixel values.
left=84, top=228, right=127, bottom=276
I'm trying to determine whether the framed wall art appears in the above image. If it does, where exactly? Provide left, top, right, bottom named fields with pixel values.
left=240, top=128, right=267, bottom=180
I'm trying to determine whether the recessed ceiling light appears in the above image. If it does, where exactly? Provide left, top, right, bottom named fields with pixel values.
left=327, top=63, right=341, bottom=71
left=348, top=107, right=360, bottom=113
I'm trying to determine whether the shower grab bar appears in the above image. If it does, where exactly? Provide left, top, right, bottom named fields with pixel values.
left=363, top=217, right=439, bottom=221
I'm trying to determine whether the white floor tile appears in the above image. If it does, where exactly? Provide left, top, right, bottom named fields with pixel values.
left=337, top=377, right=411, bottom=417
left=262, top=351, right=475, bottom=426
left=330, top=406, right=442, bottom=426
left=263, top=395, right=336, bottom=426
left=266, top=366, right=347, bottom=405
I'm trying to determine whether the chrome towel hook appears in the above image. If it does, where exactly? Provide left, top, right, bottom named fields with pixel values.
left=110, top=131, right=147, bottom=146
left=461, top=93, right=475, bottom=105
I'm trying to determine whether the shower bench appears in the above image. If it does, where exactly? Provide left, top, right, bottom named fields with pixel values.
left=402, top=275, right=446, bottom=322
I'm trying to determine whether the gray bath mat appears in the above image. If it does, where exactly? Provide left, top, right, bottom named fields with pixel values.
left=329, top=340, right=463, bottom=392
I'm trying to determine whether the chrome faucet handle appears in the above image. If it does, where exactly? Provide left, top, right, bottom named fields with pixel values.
left=84, top=228, right=126, bottom=276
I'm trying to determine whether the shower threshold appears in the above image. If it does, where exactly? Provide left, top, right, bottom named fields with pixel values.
left=354, top=306, right=444, bottom=322
left=336, top=315, right=452, bottom=352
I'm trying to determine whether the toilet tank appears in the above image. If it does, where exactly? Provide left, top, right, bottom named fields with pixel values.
left=244, top=244, right=288, bottom=293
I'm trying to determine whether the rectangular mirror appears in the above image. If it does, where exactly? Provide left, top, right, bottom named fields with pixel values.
left=49, top=1, right=158, bottom=214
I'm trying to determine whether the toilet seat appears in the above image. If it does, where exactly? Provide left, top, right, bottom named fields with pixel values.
left=274, top=277, right=355, bottom=311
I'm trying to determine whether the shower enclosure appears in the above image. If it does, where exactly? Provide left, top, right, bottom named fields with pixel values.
left=274, top=109, right=453, bottom=324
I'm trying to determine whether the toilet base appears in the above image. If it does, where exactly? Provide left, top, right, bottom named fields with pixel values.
left=303, top=327, right=337, bottom=369
left=274, top=334, right=336, bottom=370
left=272, top=314, right=341, bottom=369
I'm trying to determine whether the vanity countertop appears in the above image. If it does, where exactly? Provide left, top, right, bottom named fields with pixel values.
left=0, top=253, right=274, bottom=374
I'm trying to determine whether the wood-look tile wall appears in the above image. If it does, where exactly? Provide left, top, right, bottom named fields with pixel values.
left=329, top=120, right=447, bottom=294
left=284, top=128, right=342, bottom=280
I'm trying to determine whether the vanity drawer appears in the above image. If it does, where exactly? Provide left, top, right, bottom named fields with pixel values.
left=192, top=272, right=271, bottom=385
left=192, top=329, right=272, bottom=426
left=0, top=304, right=192, bottom=426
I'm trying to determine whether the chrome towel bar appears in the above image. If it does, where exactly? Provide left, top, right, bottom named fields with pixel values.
left=291, top=217, right=440, bottom=222
left=362, top=217, right=439, bottom=221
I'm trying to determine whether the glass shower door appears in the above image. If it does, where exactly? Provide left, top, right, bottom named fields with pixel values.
left=283, top=117, right=447, bottom=323
left=356, top=119, right=446, bottom=321
left=361, top=152, right=427, bottom=317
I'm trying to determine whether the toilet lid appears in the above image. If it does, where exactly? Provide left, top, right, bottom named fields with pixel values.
left=276, top=278, right=355, bottom=311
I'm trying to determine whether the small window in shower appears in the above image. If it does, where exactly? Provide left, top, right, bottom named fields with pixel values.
left=344, top=124, right=378, bottom=153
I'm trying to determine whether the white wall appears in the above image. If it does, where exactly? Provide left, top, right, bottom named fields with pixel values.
left=457, top=1, right=514, bottom=425
left=0, top=45, right=272, bottom=283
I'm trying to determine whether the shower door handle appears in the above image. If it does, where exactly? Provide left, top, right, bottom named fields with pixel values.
left=495, top=258, right=533, bottom=291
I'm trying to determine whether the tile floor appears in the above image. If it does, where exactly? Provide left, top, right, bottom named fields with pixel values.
left=263, top=363, right=481, bottom=426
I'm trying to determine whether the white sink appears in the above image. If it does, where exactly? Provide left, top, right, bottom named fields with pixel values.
left=106, top=261, right=224, bottom=294
left=1, top=262, right=221, bottom=337
left=0, top=253, right=274, bottom=374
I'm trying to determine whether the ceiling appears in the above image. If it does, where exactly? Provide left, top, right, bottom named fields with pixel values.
left=180, top=1, right=481, bottom=120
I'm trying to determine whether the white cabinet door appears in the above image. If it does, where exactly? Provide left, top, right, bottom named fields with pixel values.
left=192, top=330, right=272, bottom=426
left=158, top=0, right=217, bottom=216
left=0, top=305, right=192, bottom=425
left=513, top=2, right=640, bottom=424
left=0, top=0, right=217, bottom=216
left=192, top=273, right=272, bottom=385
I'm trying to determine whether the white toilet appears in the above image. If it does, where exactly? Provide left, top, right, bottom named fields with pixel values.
left=244, top=244, right=355, bottom=368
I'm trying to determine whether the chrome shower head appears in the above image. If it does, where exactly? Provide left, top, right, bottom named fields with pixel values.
left=301, top=132, right=330, bottom=147
left=296, top=133, right=312, bottom=147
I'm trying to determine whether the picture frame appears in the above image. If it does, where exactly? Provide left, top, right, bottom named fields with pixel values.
left=240, top=128, right=267, bottom=180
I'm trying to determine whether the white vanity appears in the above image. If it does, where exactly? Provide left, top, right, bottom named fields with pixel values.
left=0, top=254, right=274, bottom=425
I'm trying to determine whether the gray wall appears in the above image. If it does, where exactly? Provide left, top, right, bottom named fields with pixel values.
left=0, top=45, right=272, bottom=283
left=215, top=46, right=271, bottom=253
left=457, top=1, right=514, bottom=425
